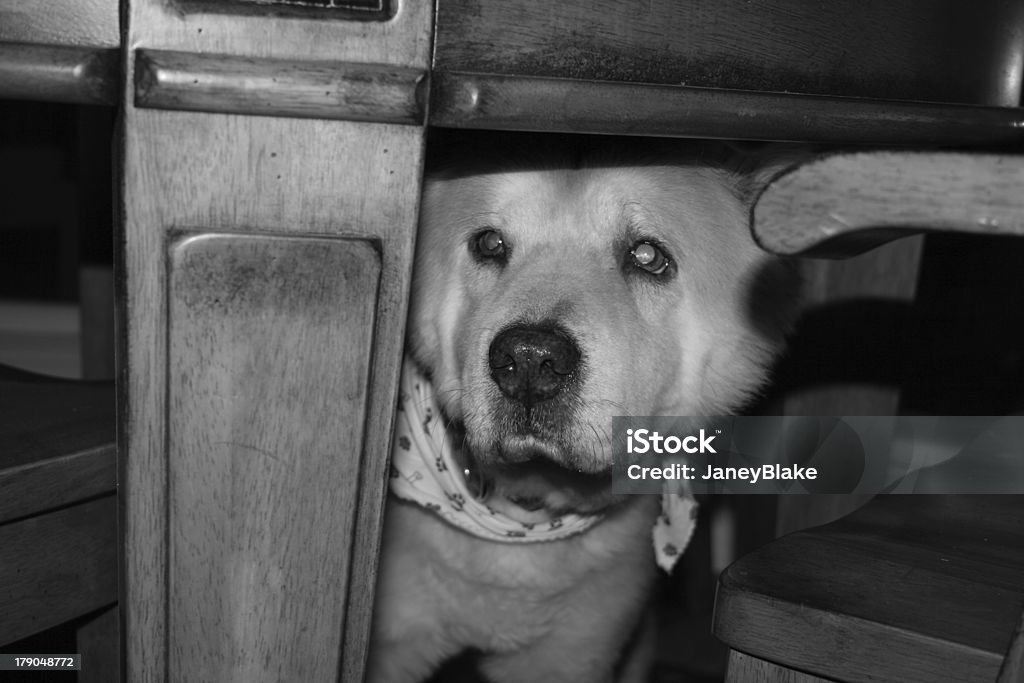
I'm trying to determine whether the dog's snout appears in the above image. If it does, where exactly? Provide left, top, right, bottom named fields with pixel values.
left=488, top=326, right=581, bottom=406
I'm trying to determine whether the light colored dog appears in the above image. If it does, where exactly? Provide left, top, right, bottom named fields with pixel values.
left=368, top=134, right=802, bottom=683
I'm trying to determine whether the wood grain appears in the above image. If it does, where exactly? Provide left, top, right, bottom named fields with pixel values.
left=135, top=49, right=426, bottom=123
left=430, top=71, right=1024, bottom=145
left=166, top=233, right=380, bottom=682
left=120, top=0, right=433, bottom=680
left=121, top=110, right=428, bottom=683
left=433, top=0, right=1024, bottom=106
left=754, top=152, right=1024, bottom=257
left=716, top=496, right=1024, bottom=682
left=0, top=495, right=117, bottom=645
left=0, top=373, right=116, bottom=524
left=725, top=651, right=837, bottom=683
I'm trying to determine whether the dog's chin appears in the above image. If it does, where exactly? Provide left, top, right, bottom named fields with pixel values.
left=459, top=436, right=619, bottom=522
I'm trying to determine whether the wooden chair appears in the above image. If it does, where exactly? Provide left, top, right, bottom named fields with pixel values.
left=713, top=151, right=1024, bottom=682
left=716, top=496, right=1024, bottom=683
left=2, top=1, right=1023, bottom=681
left=0, top=365, right=117, bottom=682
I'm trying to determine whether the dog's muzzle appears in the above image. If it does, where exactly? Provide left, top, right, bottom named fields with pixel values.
left=390, top=357, right=604, bottom=542
left=390, top=356, right=698, bottom=570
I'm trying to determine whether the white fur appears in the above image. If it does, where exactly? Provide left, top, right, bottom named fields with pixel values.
left=368, top=136, right=801, bottom=683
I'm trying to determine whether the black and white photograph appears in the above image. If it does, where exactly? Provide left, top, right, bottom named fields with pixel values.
left=1, top=1, right=1023, bottom=681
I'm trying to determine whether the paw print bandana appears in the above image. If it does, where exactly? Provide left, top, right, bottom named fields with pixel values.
left=389, top=357, right=698, bottom=571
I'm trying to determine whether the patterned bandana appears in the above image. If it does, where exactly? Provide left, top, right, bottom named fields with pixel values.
left=389, top=357, right=698, bottom=571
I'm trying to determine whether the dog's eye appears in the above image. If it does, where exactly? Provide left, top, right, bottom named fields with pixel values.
left=472, top=229, right=507, bottom=262
left=630, top=241, right=671, bottom=276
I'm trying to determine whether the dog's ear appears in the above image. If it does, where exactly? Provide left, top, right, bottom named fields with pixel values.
left=722, top=142, right=820, bottom=206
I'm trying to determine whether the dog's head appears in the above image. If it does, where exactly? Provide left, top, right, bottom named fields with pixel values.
left=407, top=133, right=802, bottom=517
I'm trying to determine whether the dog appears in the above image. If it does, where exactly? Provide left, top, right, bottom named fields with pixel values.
left=368, top=133, right=803, bottom=683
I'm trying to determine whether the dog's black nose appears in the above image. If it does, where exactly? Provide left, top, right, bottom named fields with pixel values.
left=488, top=325, right=581, bottom=406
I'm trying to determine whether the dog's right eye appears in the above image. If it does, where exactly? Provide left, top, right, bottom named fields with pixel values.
left=629, top=240, right=673, bottom=277
left=471, top=229, right=508, bottom=263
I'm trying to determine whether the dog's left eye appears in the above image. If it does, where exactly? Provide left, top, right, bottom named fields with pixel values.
left=629, top=241, right=671, bottom=276
left=471, top=229, right=508, bottom=262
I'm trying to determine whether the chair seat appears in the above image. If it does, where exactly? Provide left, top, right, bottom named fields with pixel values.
left=714, top=495, right=1024, bottom=682
left=0, top=365, right=116, bottom=645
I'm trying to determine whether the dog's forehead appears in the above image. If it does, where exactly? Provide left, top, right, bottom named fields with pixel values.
left=483, top=164, right=732, bottom=241
left=493, top=169, right=619, bottom=225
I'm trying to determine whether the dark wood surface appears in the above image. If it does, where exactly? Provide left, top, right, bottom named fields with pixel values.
left=725, top=650, right=836, bottom=683
left=0, top=43, right=118, bottom=105
left=429, top=72, right=1024, bottom=145
left=429, top=0, right=1024, bottom=144
left=5, top=0, right=1024, bottom=146
left=997, top=608, right=1024, bottom=682
left=0, top=369, right=118, bottom=647
left=77, top=605, right=120, bottom=683
left=715, top=496, right=1024, bottom=683
left=0, top=495, right=117, bottom=645
left=433, top=0, right=1023, bottom=106
left=0, top=370, right=116, bottom=524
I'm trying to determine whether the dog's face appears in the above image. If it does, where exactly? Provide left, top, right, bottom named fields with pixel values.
left=408, top=135, right=800, bottom=516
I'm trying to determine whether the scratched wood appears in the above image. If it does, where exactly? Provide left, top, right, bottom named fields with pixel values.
left=167, top=234, right=380, bottom=681
left=119, top=0, right=433, bottom=680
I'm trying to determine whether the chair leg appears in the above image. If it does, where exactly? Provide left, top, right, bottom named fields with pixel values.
left=79, top=265, right=115, bottom=381
left=76, top=604, right=118, bottom=683
left=997, top=608, right=1024, bottom=683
